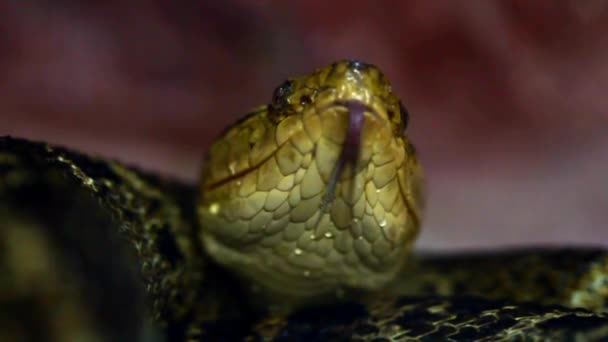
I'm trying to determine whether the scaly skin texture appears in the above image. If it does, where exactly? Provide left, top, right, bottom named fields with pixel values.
left=198, top=61, right=423, bottom=308
left=390, top=249, right=608, bottom=312
left=1, top=60, right=608, bottom=341
left=0, top=137, right=217, bottom=341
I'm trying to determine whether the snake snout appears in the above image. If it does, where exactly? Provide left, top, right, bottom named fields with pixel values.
left=345, top=59, right=373, bottom=71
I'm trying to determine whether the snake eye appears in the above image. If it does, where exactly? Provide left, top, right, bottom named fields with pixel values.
left=399, top=101, right=410, bottom=131
left=272, top=80, right=294, bottom=106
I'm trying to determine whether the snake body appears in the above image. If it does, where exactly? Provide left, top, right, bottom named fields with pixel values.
left=1, top=60, right=608, bottom=341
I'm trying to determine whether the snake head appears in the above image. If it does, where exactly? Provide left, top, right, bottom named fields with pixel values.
left=269, top=60, right=409, bottom=136
left=198, top=60, right=424, bottom=310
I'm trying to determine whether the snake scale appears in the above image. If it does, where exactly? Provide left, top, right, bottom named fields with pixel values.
left=1, top=60, right=608, bottom=341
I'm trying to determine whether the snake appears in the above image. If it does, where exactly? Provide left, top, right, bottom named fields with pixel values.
left=1, top=60, right=608, bottom=341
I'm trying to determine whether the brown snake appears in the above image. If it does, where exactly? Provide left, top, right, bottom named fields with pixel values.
left=1, top=60, right=608, bottom=341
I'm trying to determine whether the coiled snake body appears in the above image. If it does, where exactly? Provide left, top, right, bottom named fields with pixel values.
left=1, top=60, right=607, bottom=341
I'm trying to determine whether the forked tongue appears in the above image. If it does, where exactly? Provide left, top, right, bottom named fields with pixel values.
left=320, top=101, right=368, bottom=212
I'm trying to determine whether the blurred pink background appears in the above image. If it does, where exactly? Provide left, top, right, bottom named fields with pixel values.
left=2, top=1, right=607, bottom=250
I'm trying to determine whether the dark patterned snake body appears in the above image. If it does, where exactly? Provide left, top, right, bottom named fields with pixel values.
left=1, top=60, right=607, bottom=341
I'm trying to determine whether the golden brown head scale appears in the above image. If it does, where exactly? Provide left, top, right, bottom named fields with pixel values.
left=198, top=60, right=424, bottom=310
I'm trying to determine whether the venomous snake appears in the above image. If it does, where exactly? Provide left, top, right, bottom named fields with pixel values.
left=1, top=60, right=608, bottom=341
